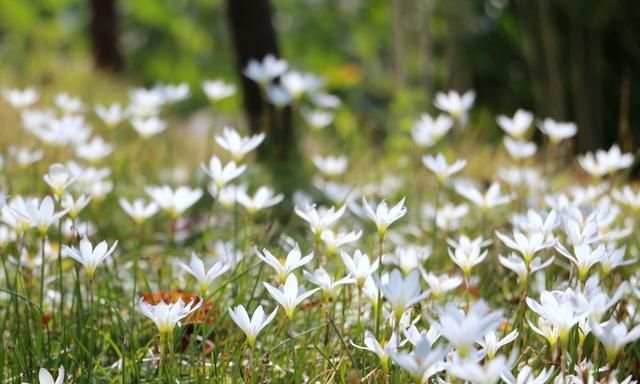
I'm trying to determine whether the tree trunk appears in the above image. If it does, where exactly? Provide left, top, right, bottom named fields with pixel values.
left=226, top=0, right=300, bottom=196
left=90, top=0, right=122, bottom=72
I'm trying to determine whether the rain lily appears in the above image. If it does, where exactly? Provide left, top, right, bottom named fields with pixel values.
left=256, top=245, right=313, bottom=283
left=23, top=196, right=69, bottom=235
left=263, top=273, right=320, bottom=320
left=476, top=329, right=519, bottom=359
left=138, top=297, right=202, bottom=335
left=75, top=137, right=114, bottom=162
left=3, top=87, right=38, bottom=109
left=362, top=197, right=407, bottom=238
left=390, top=339, right=446, bottom=382
left=434, top=89, right=475, bottom=126
left=39, top=366, right=64, bottom=384
left=432, top=301, right=504, bottom=357
left=526, top=290, right=588, bottom=345
left=312, top=155, right=348, bottom=177
left=555, top=242, right=606, bottom=282
left=455, top=181, right=513, bottom=211
left=294, top=204, right=346, bottom=238
left=538, top=118, right=577, bottom=144
left=447, top=235, right=489, bottom=278
left=497, top=109, right=533, bottom=139
left=215, top=126, right=265, bottom=162
left=60, top=193, right=92, bottom=219
left=376, top=269, right=428, bottom=321
left=495, top=230, right=554, bottom=265
left=244, top=54, right=288, bottom=86
left=202, top=79, right=236, bottom=102
left=411, top=113, right=454, bottom=147
left=237, top=186, right=283, bottom=214
left=119, top=197, right=159, bottom=224
left=340, top=249, right=378, bottom=288
left=228, top=304, right=277, bottom=347
left=420, top=270, right=463, bottom=300
left=95, top=103, right=127, bottom=127
left=178, top=252, right=229, bottom=296
left=62, top=237, right=118, bottom=280
left=145, top=185, right=203, bottom=218
left=303, top=267, right=354, bottom=299
left=44, top=164, right=77, bottom=197
left=131, top=116, right=167, bottom=138
left=503, top=138, right=537, bottom=159
left=201, top=155, right=246, bottom=190
left=422, top=153, right=466, bottom=182
left=351, top=330, right=399, bottom=371
left=591, top=319, right=640, bottom=363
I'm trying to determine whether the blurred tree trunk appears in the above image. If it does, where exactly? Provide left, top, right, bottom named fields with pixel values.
left=90, top=0, right=122, bottom=72
left=536, top=0, right=566, bottom=120
left=391, top=0, right=405, bottom=88
left=226, top=0, right=300, bottom=196
left=416, top=1, right=432, bottom=95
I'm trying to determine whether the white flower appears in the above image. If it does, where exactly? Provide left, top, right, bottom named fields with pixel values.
left=420, top=270, right=462, bottom=300
left=434, top=90, right=475, bottom=125
left=526, top=290, right=588, bottom=345
left=3, top=87, right=39, bottom=109
left=263, top=273, right=320, bottom=319
left=411, top=114, right=454, bottom=147
left=499, top=254, right=554, bottom=286
left=505, top=365, right=554, bottom=384
left=538, top=118, right=577, bottom=144
left=555, top=242, right=606, bottom=282
left=600, top=245, right=635, bottom=276
left=119, top=197, right=159, bottom=224
left=578, top=144, right=634, bottom=177
left=527, top=317, right=560, bottom=347
left=178, top=252, right=229, bottom=296
left=243, top=54, right=288, bottom=86
left=376, top=269, right=428, bottom=321
left=281, top=71, right=322, bottom=99
left=294, top=204, right=346, bottom=238
left=612, top=186, right=640, bottom=210
left=390, top=338, right=446, bottom=382
left=23, top=196, right=69, bottom=235
left=422, top=153, right=466, bottom=182
left=433, top=301, right=504, bottom=357
left=497, top=109, right=533, bottom=139
left=340, top=249, right=378, bottom=288
left=95, top=103, right=127, bottom=127
left=266, top=85, right=292, bottom=107
left=495, top=230, right=554, bottom=265
left=385, top=245, right=431, bottom=275
left=145, top=185, right=203, bottom=218
left=351, top=330, right=399, bottom=370
left=128, top=87, right=165, bottom=117
left=237, top=186, right=283, bottom=214
left=138, top=297, right=202, bottom=335
left=62, top=237, right=118, bottom=280
left=60, top=193, right=92, bottom=219
left=54, top=92, right=84, bottom=114
left=39, top=366, right=64, bottom=384
left=312, top=155, right=348, bottom=177
left=591, top=319, right=640, bottom=363
left=256, top=245, right=313, bottom=283
left=215, top=127, right=265, bottom=162
left=75, top=137, right=114, bottom=162
left=362, top=197, right=407, bottom=237
left=503, top=138, right=537, bottom=159
left=9, top=146, right=43, bottom=167
left=202, top=79, right=236, bottom=102
left=455, top=181, right=513, bottom=211
left=301, top=108, right=334, bottom=129
left=320, top=229, right=361, bottom=253
left=201, top=155, right=246, bottom=189
left=228, top=304, right=277, bottom=347
left=476, top=329, right=518, bottom=359
left=448, top=353, right=514, bottom=384
left=310, top=92, right=341, bottom=109
left=131, top=116, right=167, bottom=138
left=303, top=267, right=354, bottom=298
left=158, top=82, right=190, bottom=103
left=44, top=164, right=77, bottom=197
left=447, top=235, right=489, bottom=277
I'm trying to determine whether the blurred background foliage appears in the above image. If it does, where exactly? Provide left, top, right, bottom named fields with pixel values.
left=1, top=0, right=639, bottom=152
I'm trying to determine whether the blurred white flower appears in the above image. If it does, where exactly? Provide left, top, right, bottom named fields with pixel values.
left=9, top=146, right=43, bottom=167
left=303, top=267, right=354, bottom=299
left=201, top=155, right=246, bottom=190
left=390, top=338, right=446, bottom=382
left=351, top=330, right=399, bottom=371
left=215, top=126, right=265, bottom=162
left=420, top=270, right=463, bottom=300
left=44, top=164, right=77, bottom=197
left=256, top=244, right=313, bottom=283
left=526, top=290, right=588, bottom=345
left=3, top=87, right=39, bottom=109
left=422, top=153, right=466, bottom=182
left=447, top=235, right=489, bottom=277
left=411, top=114, right=454, bottom=147
left=95, top=103, right=127, bottom=127
left=497, top=109, right=533, bottom=139
left=145, top=185, right=203, bottom=218
left=178, top=252, right=229, bottom=296
left=455, top=181, right=512, bottom=211
left=434, top=89, right=475, bottom=126
left=237, top=186, right=283, bottom=214
left=312, top=155, right=348, bottom=177
left=503, top=138, right=537, bottom=159
left=39, top=365, right=64, bottom=384
left=376, top=269, right=428, bottom=321
left=341, top=249, right=378, bottom=288
left=54, top=92, right=84, bottom=114
left=60, top=193, right=91, bottom=219
left=202, top=79, right=236, bottom=102
left=578, top=144, right=634, bottom=177
left=591, top=318, right=640, bottom=363
left=131, top=116, right=167, bottom=138
left=244, top=54, right=288, bottom=86
left=476, top=329, right=518, bottom=359
left=301, top=108, right=334, bottom=129
left=538, top=118, right=577, bottom=144
left=75, top=137, right=113, bottom=162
